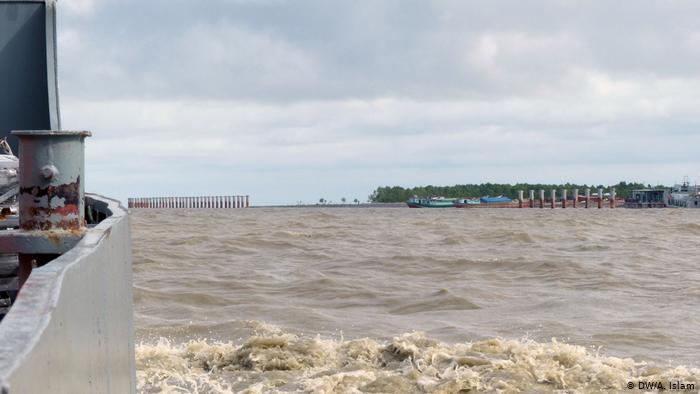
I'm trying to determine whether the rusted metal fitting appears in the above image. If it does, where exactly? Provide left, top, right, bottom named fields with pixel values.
left=12, top=130, right=91, bottom=232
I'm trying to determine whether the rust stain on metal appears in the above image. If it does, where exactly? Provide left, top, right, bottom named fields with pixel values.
left=19, top=176, right=82, bottom=231
left=46, top=232, right=61, bottom=245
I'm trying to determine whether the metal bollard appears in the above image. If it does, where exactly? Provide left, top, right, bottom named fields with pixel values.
left=12, top=130, right=91, bottom=287
left=14, top=130, right=91, bottom=231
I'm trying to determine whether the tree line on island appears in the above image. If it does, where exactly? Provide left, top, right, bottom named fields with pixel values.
left=368, top=181, right=652, bottom=203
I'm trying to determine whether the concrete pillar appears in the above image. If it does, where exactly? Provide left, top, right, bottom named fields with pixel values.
left=562, top=189, right=567, bottom=209
left=518, top=190, right=524, bottom=208
left=551, top=189, right=556, bottom=209
left=585, top=188, right=590, bottom=208
left=610, top=188, right=616, bottom=209
left=598, top=188, right=603, bottom=209
left=529, top=190, right=535, bottom=208
left=539, top=190, right=545, bottom=208
left=573, top=189, right=578, bottom=208
left=246, top=195, right=250, bottom=208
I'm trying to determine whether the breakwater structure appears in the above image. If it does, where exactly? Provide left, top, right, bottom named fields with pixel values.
left=515, top=188, right=622, bottom=209
left=128, top=195, right=250, bottom=209
left=417, top=187, right=624, bottom=208
left=0, top=1, right=135, bottom=393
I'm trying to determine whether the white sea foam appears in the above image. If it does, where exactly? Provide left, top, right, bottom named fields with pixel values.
left=136, top=330, right=700, bottom=393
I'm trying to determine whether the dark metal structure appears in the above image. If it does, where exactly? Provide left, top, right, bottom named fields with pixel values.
left=0, top=2, right=136, bottom=392
left=0, top=0, right=61, bottom=155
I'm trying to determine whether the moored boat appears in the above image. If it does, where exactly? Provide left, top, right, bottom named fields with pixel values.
left=406, top=197, right=456, bottom=208
left=480, top=196, right=512, bottom=204
left=453, top=198, right=480, bottom=208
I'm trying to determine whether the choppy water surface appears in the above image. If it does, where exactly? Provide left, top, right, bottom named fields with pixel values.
left=132, top=208, right=700, bottom=393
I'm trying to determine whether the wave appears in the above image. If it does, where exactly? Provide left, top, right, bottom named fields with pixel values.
left=136, top=329, right=699, bottom=393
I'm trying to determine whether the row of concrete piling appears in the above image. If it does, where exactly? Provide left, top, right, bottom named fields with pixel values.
left=128, top=195, right=250, bottom=209
left=515, top=188, right=618, bottom=208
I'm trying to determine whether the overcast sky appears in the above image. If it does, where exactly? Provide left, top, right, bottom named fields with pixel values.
left=57, top=0, right=700, bottom=205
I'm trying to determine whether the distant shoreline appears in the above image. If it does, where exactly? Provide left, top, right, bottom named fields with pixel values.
left=252, top=203, right=406, bottom=208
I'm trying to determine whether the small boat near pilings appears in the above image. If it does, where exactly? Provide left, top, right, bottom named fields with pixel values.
left=406, top=189, right=626, bottom=209
left=406, top=197, right=456, bottom=208
left=407, top=196, right=515, bottom=208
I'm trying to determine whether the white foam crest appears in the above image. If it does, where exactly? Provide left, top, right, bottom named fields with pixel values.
left=136, top=332, right=700, bottom=393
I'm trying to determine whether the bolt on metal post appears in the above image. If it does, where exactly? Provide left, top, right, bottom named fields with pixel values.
left=12, top=130, right=91, bottom=287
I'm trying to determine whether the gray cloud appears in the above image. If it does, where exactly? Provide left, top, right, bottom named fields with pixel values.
left=55, top=0, right=700, bottom=204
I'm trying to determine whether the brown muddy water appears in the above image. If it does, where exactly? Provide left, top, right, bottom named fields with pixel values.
left=132, top=208, right=700, bottom=393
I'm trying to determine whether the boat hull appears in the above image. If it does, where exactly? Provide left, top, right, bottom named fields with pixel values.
left=406, top=202, right=454, bottom=208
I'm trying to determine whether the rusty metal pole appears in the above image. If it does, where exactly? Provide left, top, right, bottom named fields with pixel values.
left=598, top=188, right=603, bottom=209
left=562, top=189, right=567, bottom=208
left=13, top=130, right=91, bottom=287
